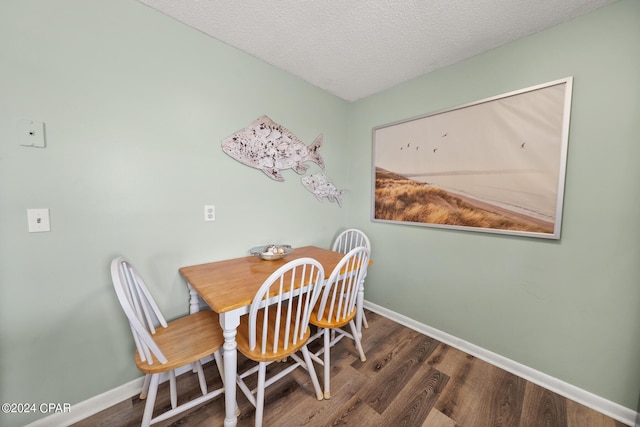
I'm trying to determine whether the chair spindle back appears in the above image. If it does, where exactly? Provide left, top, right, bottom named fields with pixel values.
left=315, top=247, right=370, bottom=324
left=332, top=229, right=371, bottom=254
left=248, top=258, right=324, bottom=355
left=111, top=257, right=168, bottom=365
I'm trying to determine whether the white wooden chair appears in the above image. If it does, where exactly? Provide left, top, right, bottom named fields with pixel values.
left=235, top=257, right=324, bottom=427
left=309, top=246, right=370, bottom=399
left=332, top=228, right=371, bottom=255
left=332, top=228, right=371, bottom=329
left=111, top=257, right=225, bottom=427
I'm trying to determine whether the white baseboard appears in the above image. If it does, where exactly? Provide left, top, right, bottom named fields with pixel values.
left=364, top=300, right=637, bottom=426
left=25, top=377, right=145, bottom=427
left=27, top=306, right=637, bottom=427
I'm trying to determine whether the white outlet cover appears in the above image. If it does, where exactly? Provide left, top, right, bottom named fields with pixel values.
left=204, top=205, right=215, bottom=221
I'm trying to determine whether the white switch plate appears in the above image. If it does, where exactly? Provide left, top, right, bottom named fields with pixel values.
left=204, top=205, right=215, bottom=221
left=27, top=208, right=51, bottom=232
left=18, top=119, right=46, bottom=148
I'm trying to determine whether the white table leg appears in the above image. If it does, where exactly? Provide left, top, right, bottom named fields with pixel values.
left=188, top=283, right=200, bottom=314
left=220, top=311, right=240, bottom=427
left=356, top=277, right=364, bottom=339
left=187, top=283, right=201, bottom=374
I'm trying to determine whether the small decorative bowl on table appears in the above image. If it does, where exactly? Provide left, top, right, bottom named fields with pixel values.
left=249, top=244, right=294, bottom=260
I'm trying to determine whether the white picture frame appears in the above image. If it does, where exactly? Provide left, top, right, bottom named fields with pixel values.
left=372, top=77, right=573, bottom=240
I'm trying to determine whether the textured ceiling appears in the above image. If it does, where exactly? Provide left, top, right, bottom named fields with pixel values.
left=137, top=0, right=616, bottom=101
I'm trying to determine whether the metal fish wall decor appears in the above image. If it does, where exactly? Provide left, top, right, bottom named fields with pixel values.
left=301, top=172, right=345, bottom=207
left=221, top=115, right=324, bottom=182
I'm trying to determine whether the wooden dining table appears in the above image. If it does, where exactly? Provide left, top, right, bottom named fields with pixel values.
left=178, top=245, right=361, bottom=427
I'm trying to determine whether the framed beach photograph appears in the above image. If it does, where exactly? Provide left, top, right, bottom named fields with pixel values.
left=372, top=77, right=573, bottom=239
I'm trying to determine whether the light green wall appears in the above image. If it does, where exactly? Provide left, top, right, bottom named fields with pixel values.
left=0, top=1, right=349, bottom=426
left=349, top=0, right=640, bottom=412
left=1, top=1, right=638, bottom=426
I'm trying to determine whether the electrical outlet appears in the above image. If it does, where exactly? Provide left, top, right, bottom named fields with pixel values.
left=27, top=208, right=51, bottom=232
left=204, top=205, right=215, bottom=222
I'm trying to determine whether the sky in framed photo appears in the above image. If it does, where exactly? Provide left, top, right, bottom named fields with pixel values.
left=374, top=82, right=569, bottom=224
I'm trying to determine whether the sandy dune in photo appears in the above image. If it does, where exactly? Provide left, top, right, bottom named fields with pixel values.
left=374, top=168, right=554, bottom=234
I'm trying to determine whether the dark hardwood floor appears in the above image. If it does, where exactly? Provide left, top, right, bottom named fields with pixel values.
left=73, top=310, right=629, bottom=426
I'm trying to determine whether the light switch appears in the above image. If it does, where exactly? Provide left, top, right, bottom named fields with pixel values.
left=18, top=119, right=46, bottom=148
left=27, top=209, right=51, bottom=232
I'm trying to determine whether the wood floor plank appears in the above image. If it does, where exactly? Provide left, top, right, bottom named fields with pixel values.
left=422, top=408, right=459, bottom=427
left=356, top=325, right=437, bottom=377
left=486, top=368, right=527, bottom=427
left=262, top=363, right=367, bottom=426
left=320, top=395, right=382, bottom=426
left=433, top=350, right=493, bottom=425
left=448, top=361, right=524, bottom=427
left=427, top=343, right=476, bottom=378
left=566, top=398, right=628, bottom=427
left=260, top=376, right=321, bottom=426
left=520, top=381, right=568, bottom=427
left=362, top=335, right=439, bottom=414
left=350, top=312, right=413, bottom=360
left=379, top=367, right=449, bottom=426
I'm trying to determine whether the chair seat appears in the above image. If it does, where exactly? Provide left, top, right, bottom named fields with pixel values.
left=236, top=305, right=311, bottom=363
left=310, top=304, right=356, bottom=329
left=135, top=311, right=224, bottom=373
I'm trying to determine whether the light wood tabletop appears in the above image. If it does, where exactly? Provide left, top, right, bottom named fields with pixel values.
left=179, top=245, right=345, bottom=314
